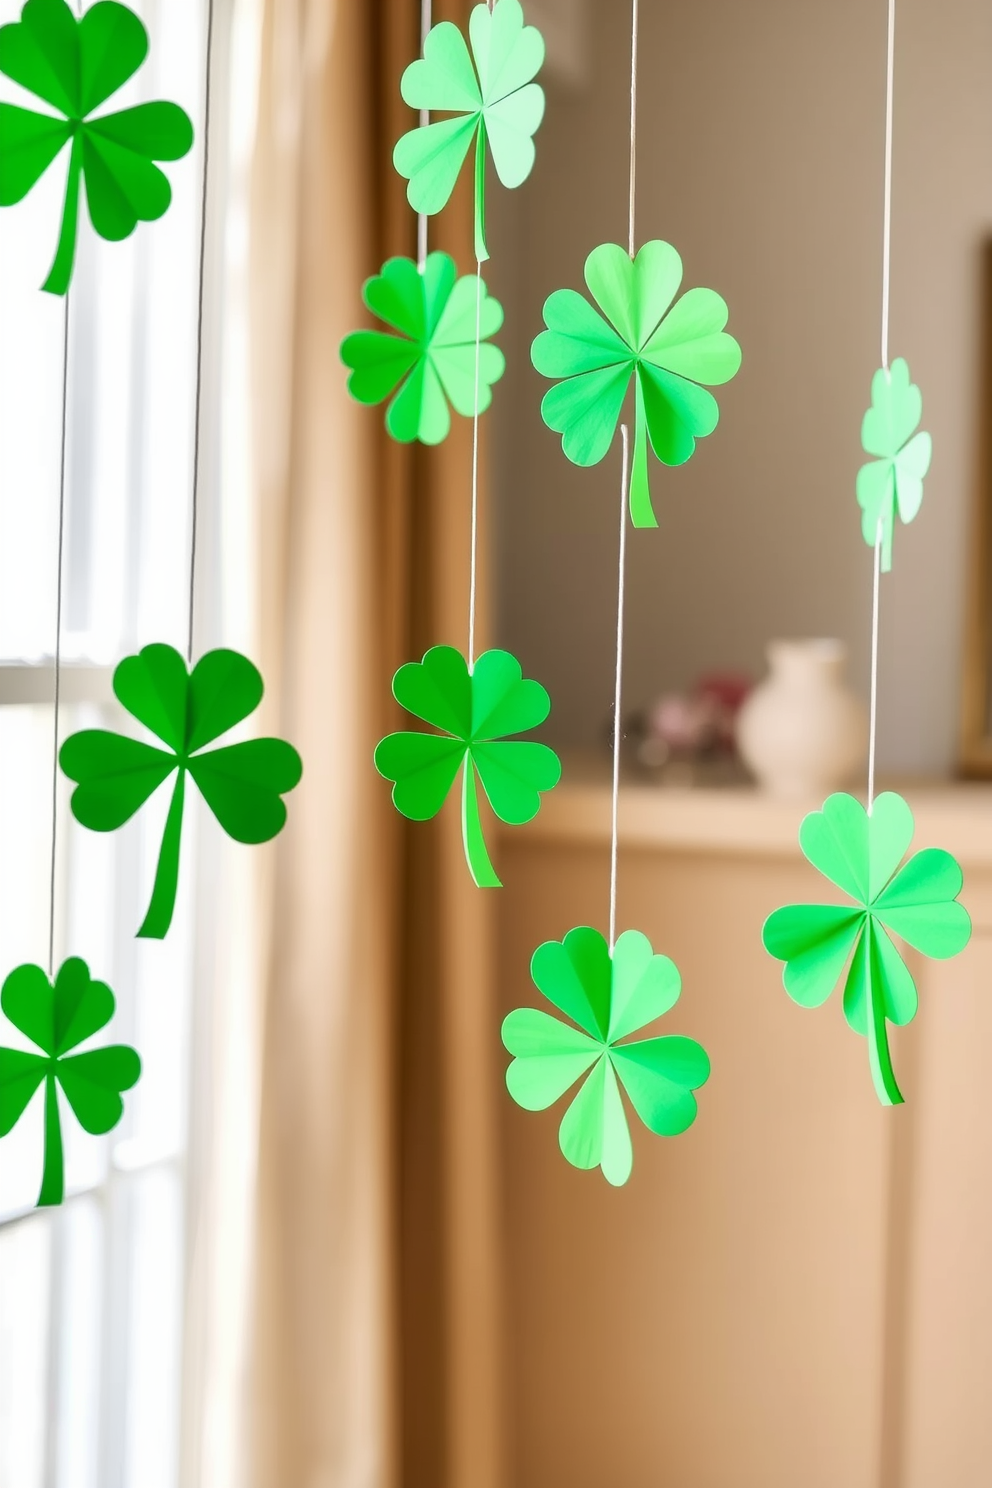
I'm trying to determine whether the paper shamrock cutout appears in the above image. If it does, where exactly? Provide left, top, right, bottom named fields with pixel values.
left=0, top=0, right=194, bottom=295
left=393, top=0, right=545, bottom=262
left=502, top=927, right=710, bottom=1186
left=374, top=645, right=560, bottom=888
left=856, top=358, right=932, bottom=572
left=60, top=645, right=303, bottom=940
left=763, top=792, right=971, bottom=1106
left=0, top=957, right=140, bottom=1207
left=340, top=252, right=505, bottom=444
left=532, top=241, right=742, bottom=529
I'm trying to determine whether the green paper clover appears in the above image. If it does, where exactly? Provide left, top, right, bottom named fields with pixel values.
left=856, top=358, right=932, bottom=572
left=393, top=0, right=545, bottom=262
left=60, top=644, right=303, bottom=940
left=0, top=0, right=194, bottom=295
left=532, top=241, right=742, bottom=529
left=340, top=252, right=505, bottom=444
left=0, top=957, right=140, bottom=1208
left=374, top=645, right=561, bottom=888
left=763, top=792, right=971, bottom=1106
left=502, top=927, right=710, bottom=1186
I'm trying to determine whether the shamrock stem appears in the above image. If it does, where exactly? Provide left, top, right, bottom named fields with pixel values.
left=461, top=760, right=502, bottom=888
left=628, top=379, right=658, bottom=529
left=38, top=1073, right=65, bottom=1207
left=138, top=770, right=186, bottom=940
left=43, top=133, right=83, bottom=298
left=474, top=122, right=489, bottom=264
left=866, top=922, right=905, bottom=1107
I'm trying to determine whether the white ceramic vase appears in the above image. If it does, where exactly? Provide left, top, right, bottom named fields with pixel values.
left=736, top=639, right=867, bottom=800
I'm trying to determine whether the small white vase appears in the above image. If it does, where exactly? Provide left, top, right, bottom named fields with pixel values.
left=737, top=639, right=868, bottom=800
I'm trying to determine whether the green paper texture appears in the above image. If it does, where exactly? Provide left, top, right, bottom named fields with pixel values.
left=374, top=645, right=561, bottom=888
left=393, top=0, right=545, bottom=262
left=502, top=926, right=711, bottom=1186
left=59, top=644, right=303, bottom=940
left=0, top=957, right=140, bottom=1207
left=856, top=358, right=931, bottom=571
left=340, top=252, right=505, bottom=444
left=531, top=241, right=742, bottom=528
left=0, top=0, right=194, bottom=294
left=763, top=792, right=971, bottom=1106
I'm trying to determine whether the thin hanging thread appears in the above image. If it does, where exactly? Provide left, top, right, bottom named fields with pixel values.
left=466, top=0, right=495, bottom=666
left=468, top=265, right=482, bottom=666
left=417, top=0, right=432, bottom=268
left=609, top=428, right=631, bottom=952
left=608, top=0, right=639, bottom=943
left=48, top=299, right=71, bottom=978
left=628, top=0, right=639, bottom=256
left=868, top=0, right=895, bottom=812
left=880, top=0, right=895, bottom=373
left=187, top=0, right=217, bottom=664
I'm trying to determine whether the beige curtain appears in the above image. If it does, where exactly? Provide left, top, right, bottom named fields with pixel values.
left=245, top=4, right=505, bottom=1488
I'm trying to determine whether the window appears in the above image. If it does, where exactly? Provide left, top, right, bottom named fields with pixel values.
left=0, top=0, right=254, bottom=1481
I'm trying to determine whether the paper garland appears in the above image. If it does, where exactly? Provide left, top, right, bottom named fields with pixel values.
left=763, top=1, right=970, bottom=1108
left=60, top=645, right=303, bottom=939
left=340, top=251, right=505, bottom=444
left=0, top=0, right=194, bottom=294
left=503, top=927, right=710, bottom=1186
left=532, top=240, right=741, bottom=528
left=0, top=958, right=141, bottom=1207
left=375, top=646, right=560, bottom=888
left=856, top=357, right=931, bottom=571
left=763, top=794, right=970, bottom=1106
left=394, top=0, right=545, bottom=262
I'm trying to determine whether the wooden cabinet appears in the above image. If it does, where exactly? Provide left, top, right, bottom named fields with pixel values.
left=492, top=778, right=992, bottom=1488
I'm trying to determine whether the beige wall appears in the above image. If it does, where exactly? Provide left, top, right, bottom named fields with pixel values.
left=490, top=0, right=992, bottom=775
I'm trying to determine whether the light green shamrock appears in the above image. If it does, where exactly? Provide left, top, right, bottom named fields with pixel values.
left=502, top=926, right=711, bottom=1186
left=763, top=792, right=971, bottom=1106
left=856, top=358, right=932, bottom=571
left=393, top=0, right=545, bottom=262
left=531, top=240, right=742, bottom=528
left=374, top=645, right=560, bottom=888
left=340, top=252, right=504, bottom=444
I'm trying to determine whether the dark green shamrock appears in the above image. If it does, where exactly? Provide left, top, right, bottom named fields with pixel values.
left=374, top=645, right=561, bottom=887
left=0, top=957, right=140, bottom=1207
left=60, top=644, right=303, bottom=939
left=0, top=0, right=194, bottom=294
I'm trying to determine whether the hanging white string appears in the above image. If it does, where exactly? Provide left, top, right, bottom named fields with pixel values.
left=609, top=428, right=631, bottom=951
left=867, top=0, right=895, bottom=814
left=607, top=0, right=640, bottom=944
left=628, top=0, right=639, bottom=256
left=468, top=265, right=482, bottom=666
left=48, top=299, right=71, bottom=977
left=880, top=0, right=895, bottom=372
left=466, top=0, right=496, bottom=665
left=187, top=0, right=217, bottom=662
left=417, top=0, right=432, bottom=268
left=867, top=518, right=883, bottom=813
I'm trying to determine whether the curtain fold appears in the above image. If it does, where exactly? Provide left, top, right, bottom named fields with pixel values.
left=245, top=4, right=505, bottom=1488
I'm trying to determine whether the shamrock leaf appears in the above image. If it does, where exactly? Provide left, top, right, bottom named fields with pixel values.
left=502, top=927, right=710, bottom=1186
left=340, top=252, right=505, bottom=444
left=0, top=0, right=194, bottom=294
left=374, top=645, right=561, bottom=888
left=532, top=241, right=742, bottom=529
left=763, top=792, right=971, bottom=1105
left=59, top=644, right=303, bottom=939
left=0, top=957, right=140, bottom=1207
left=393, top=0, right=545, bottom=261
left=856, top=358, right=932, bottom=572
